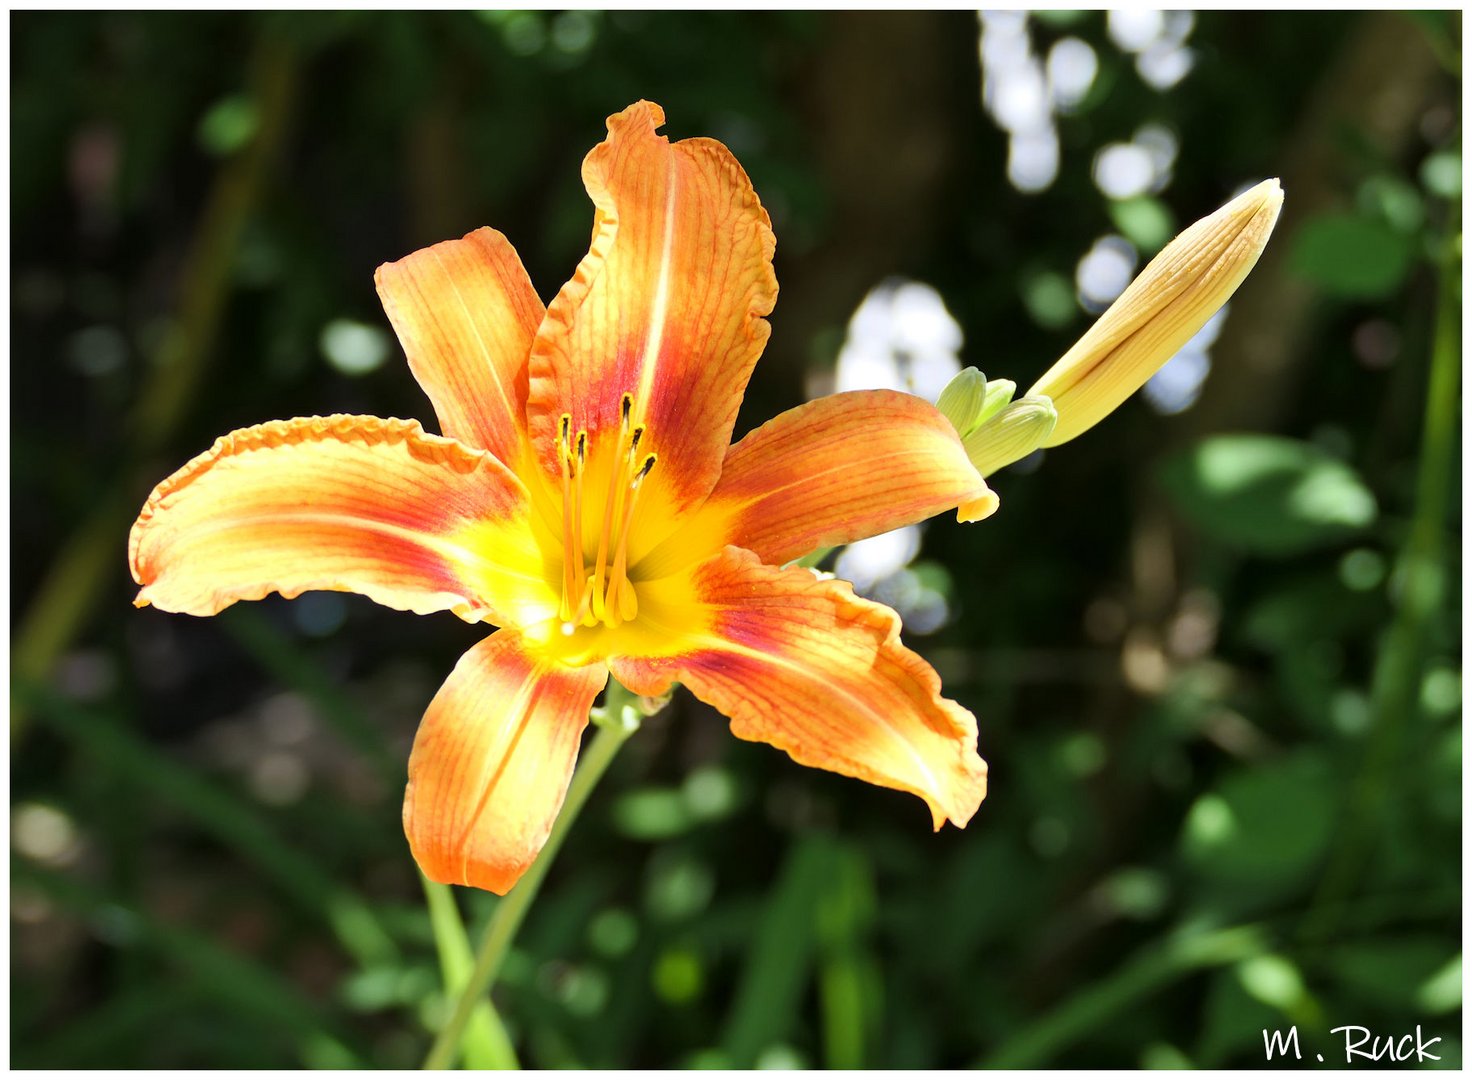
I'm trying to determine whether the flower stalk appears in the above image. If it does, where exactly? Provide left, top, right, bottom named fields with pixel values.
left=421, top=682, right=646, bottom=1070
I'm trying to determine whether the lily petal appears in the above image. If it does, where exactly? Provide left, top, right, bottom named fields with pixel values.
left=376, top=227, right=545, bottom=464
left=130, top=415, right=547, bottom=623
left=639, top=390, right=990, bottom=575
left=612, top=547, right=987, bottom=828
left=404, top=629, right=608, bottom=894
left=526, top=100, right=777, bottom=526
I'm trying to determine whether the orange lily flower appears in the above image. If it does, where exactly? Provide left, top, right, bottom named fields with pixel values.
left=129, top=101, right=990, bottom=894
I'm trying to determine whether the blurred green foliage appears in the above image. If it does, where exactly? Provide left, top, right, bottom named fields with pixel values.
left=11, top=9, right=1461, bottom=1069
left=1161, top=435, right=1378, bottom=556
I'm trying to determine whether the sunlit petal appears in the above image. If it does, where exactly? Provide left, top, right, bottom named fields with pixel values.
left=612, top=547, right=987, bottom=828
left=376, top=227, right=544, bottom=464
left=639, top=391, right=989, bottom=576
left=404, top=630, right=608, bottom=894
left=526, top=100, right=778, bottom=531
left=130, top=415, right=546, bottom=623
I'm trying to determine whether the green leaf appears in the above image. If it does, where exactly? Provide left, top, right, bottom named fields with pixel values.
left=1358, top=175, right=1425, bottom=235
left=1288, top=212, right=1416, bottom=299
left=816, top=847, right=879, bottom=1069
left=1181, top=754, right=1337, bottom=900
left=1160, top=435, right=1377, bottom=556
left=720, top=836, right=842, bottom=1066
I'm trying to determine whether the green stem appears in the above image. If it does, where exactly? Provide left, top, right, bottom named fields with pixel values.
left=1305, top=215, right=1461, bottom=935
left=422, top=876, right=519, bottom=1069
left=421, top=683, right=644, bottom=1070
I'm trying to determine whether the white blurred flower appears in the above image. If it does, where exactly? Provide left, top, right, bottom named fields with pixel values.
left=1094, top=143, right=1157, bottom=199
left=1108, top=9, right=1165, bottom=52
left=835, top=526, right=922, bottom=592
left=1047, top=37, right=1098, bottom=112
left=833, top=280, right=964, bottom=403
left=1075, top=235, right=1139, bottom=312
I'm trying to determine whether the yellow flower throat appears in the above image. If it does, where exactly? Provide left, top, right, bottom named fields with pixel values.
left=557, top=392, right=657, bottom=632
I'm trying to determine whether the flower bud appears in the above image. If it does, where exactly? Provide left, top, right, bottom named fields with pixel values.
left=978, top=378, right=1017, bottom=427
left=936, top=367, right=990, bottom=437
left=961, top=396, right=1058, bottom=477
left=1029, top=178, right=1283, bottom=447
left=937, top=368, right=1019, bottom=438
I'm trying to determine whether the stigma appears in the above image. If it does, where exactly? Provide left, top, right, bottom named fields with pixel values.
left=556, top=393, right=657, bottom=632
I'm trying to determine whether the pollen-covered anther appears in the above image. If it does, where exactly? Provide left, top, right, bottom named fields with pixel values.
left=556, top=394, right=657, bottom=632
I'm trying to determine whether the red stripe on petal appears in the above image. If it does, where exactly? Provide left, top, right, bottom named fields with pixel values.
left=612, top=547, right=987, bottom=828
left=129, top=415, right=542, bottom=624
left=404, top=631, right=607, bottom=894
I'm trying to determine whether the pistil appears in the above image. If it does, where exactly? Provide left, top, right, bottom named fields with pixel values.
left=557, top=415, right=576, bottom=622
left=606, top=452, right=656, bottom=624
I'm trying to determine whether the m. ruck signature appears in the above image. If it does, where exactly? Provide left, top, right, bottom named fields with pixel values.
left=1263, top=1025, right=1443, bottom=1064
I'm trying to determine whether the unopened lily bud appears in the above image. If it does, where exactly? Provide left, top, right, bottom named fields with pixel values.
left=961, top=395, right=1058, bottom=477
left=978, top=378, right=1017, bottom=426
left=1029, top=178, right=1283, bottom=448
left=937, top=368, right=1019, bottom=438
left=936, top=367, right=990, bottom=437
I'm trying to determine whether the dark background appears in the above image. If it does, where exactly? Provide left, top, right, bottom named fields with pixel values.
left=11, top=10, right=1462, bottom=1068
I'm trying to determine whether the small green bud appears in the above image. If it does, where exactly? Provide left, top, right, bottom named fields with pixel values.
left=961, top=395, right=1058, bottom=477
left=976, top=378, right=1017, bottom=426
left=937, top=368, right=1018, bottom=440
left=936, top=367, right=989, bottom=437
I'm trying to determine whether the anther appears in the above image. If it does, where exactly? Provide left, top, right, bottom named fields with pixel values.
left=620, top=393, right=633, bottom=429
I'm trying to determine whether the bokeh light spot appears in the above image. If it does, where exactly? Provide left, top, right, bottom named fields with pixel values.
left=320, top=319, right=390, bottom=376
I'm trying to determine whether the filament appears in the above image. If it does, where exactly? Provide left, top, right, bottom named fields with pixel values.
left=555, top=394, right=656, bottom=631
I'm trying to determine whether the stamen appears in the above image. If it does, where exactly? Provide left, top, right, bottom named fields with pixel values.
left=558, top=443, right=576, bottom=623
left=557, top=394, right=657, bottom=631
left=558, top=415, right=585, bottom=626
left=608, top=453, right=656, bottom=625
left=590, top=420, right=631, bottom=623
left=571, top=429, right=588, bottom=599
